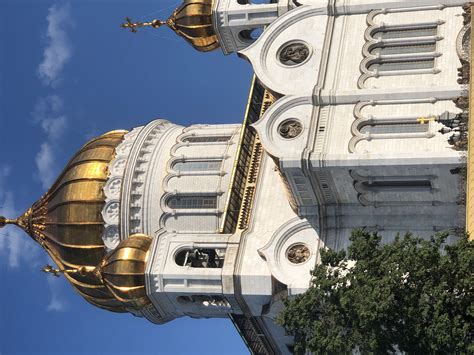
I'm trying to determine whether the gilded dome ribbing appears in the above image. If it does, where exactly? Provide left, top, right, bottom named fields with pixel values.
left=98, top=234, right=152, bottom=310
left=121, top=0, right=219, bottom=52
left=167, top=0, right=219, bottom=52
left=1, top=130, right=129, bottom=313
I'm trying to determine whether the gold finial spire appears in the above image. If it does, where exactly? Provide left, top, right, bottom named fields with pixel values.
left=121, top=0, right=220, bottom=52
left=41, top=264, right=97, bottom=278
left=0, top=213, right=29, bottom=230
left=41, top=265, right=62, bottom=277
left=121, top=17, right=165, bottom=33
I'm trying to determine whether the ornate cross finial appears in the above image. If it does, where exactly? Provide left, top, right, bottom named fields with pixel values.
left=121, top=17, right=165, bottom=33
left=41, top=264, right=97, bottom=278
left=0, top=210, right=31, bottom=232
left=41, top=265, right=62, bottom=277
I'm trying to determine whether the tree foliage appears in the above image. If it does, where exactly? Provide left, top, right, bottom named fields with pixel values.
left=278, top=230, right=474, bottom=354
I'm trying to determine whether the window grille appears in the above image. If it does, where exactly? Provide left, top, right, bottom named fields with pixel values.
left=360, top=123, right=429, bottom=135
left=167, top=195, right=217, bottom=209
left=363, top=23, right=441, bottom=78
left=182, top=136, right=231, bottom=143
left=370, top=43, right=436, bottom=55
left=368, top=59, right=435, bottom=72
left=372, top=26, right=438, bottom=40
left=362, top=180, right=432, bottom=189
left=173, top=160, right=222, bottom=172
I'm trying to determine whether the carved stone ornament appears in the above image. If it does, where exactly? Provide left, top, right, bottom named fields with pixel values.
left=286, top=243, right=310, bottom=264
left=101, top=127, right=144, bottom=252
left=278, top=119, right=303, bottom=139
left=278, top=42, right=310, bottom=66
left=456, top=24, right=471, bottom=62
left=103, top=225, right=120, bottom=249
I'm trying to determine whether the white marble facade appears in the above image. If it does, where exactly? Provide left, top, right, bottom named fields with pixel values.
left=103, top=1, right=468, bottom=353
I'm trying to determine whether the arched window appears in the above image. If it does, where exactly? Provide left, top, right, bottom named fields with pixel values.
left=175, top=248, right=225, bottom=268
left=363, top=22, right=441, bottom=75
left=182, top=136, right=231, bottom=143
left=361, top=179, right=432, bottom=192
left=369, top=43, right=436, bottom=56
left=172, top=160, right=222, bottom=172
left=167, top=195, right=217, bottom=209
left=359, top=121, right=429, bottom=135
left=372, top=25, right=438, bottom=40
left=367, top=59, right=435, bottom=72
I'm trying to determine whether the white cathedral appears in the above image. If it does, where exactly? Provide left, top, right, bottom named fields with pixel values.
left=1, top=0, right=470, bottom=353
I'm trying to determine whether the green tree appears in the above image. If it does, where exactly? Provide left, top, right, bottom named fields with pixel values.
left=279, top=230, right=474, bottom=354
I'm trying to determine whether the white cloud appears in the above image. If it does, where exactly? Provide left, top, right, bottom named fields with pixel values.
left=34, top=95, right=63, bottom=117
left=41, top=116, right=67, bottom=139
left=35, top=142, right=57, bottom=189
left=46, top=275, right=68, bottom=312
left=0, top=166, right=40, bottom=268
left=38, top=3, right=72, bottom=87
left=32, top=96, right=67, bottom=186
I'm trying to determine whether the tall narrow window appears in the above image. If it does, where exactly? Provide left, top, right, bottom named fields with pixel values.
left=365, top=23, right=440, bottom=74
left=182, top=136, right=231, bottom=143
left=368, top=59, right=435, bottom=72
left=360, top=122, right=429, bottom=135
left=173, top=160, right=222, bottom=172
left=362, top=179, right=432, bottom=191
left=167, top=195, right=217, bottom=209
left=372, top=26, right=438, bottom=40
left=370, top=43, right=436, bottom=55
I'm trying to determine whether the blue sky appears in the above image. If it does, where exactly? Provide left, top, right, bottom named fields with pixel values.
left=0, top=0, right=252, bottom=353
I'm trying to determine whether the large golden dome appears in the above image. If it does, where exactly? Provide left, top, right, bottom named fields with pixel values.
left=1, top=130, right=133, bottom=313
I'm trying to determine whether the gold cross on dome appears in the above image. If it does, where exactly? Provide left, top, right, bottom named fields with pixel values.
left=121, top=17, right=165, bottom=33
left=41, top=265, right=61, bottom=277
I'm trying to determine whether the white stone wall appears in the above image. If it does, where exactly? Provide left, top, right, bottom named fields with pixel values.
left=143, top=124, right=243, bottom=321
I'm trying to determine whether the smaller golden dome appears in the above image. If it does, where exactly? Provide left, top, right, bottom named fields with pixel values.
left=98, top=234, right=152, bottom=310
left=121, top=0, right=219, bottom=52
left=167, top=0, right=219, bottom=52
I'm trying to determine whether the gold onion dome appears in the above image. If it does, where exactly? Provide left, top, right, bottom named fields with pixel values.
left=122, top=0, right=219, bottom=52
left=0, top=130, right=137, bottom=313
left=97, top=234, right=152, bottom=310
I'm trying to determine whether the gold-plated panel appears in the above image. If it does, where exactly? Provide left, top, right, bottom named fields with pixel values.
left=45, top=224, right=104, bottom=247
left=98, top=234, right=152, bottom=309
left=64, top=272, right=104, bottom=288
left=48, top=181, right=105, bottom=207
left=55, top=162, right=109, bottom=188
left=103, top=260, right=146, bottom=275
left=46, top=202, right=104, bottom=224
left=80, top=135, right=126, bottom=150
left=106, top=248, right=149, bottom=263
left=46, top=240, right=104, bottom=266
left=69, top=146, right=116, bottom=167
left=103, top=274, right=146, bottom=288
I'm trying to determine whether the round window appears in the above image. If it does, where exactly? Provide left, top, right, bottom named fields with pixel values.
left=286, top=243, right=311, bottom=264
left=278, top=119, right=303, bottom=139
left=278, top=42, right=311, bottom=66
